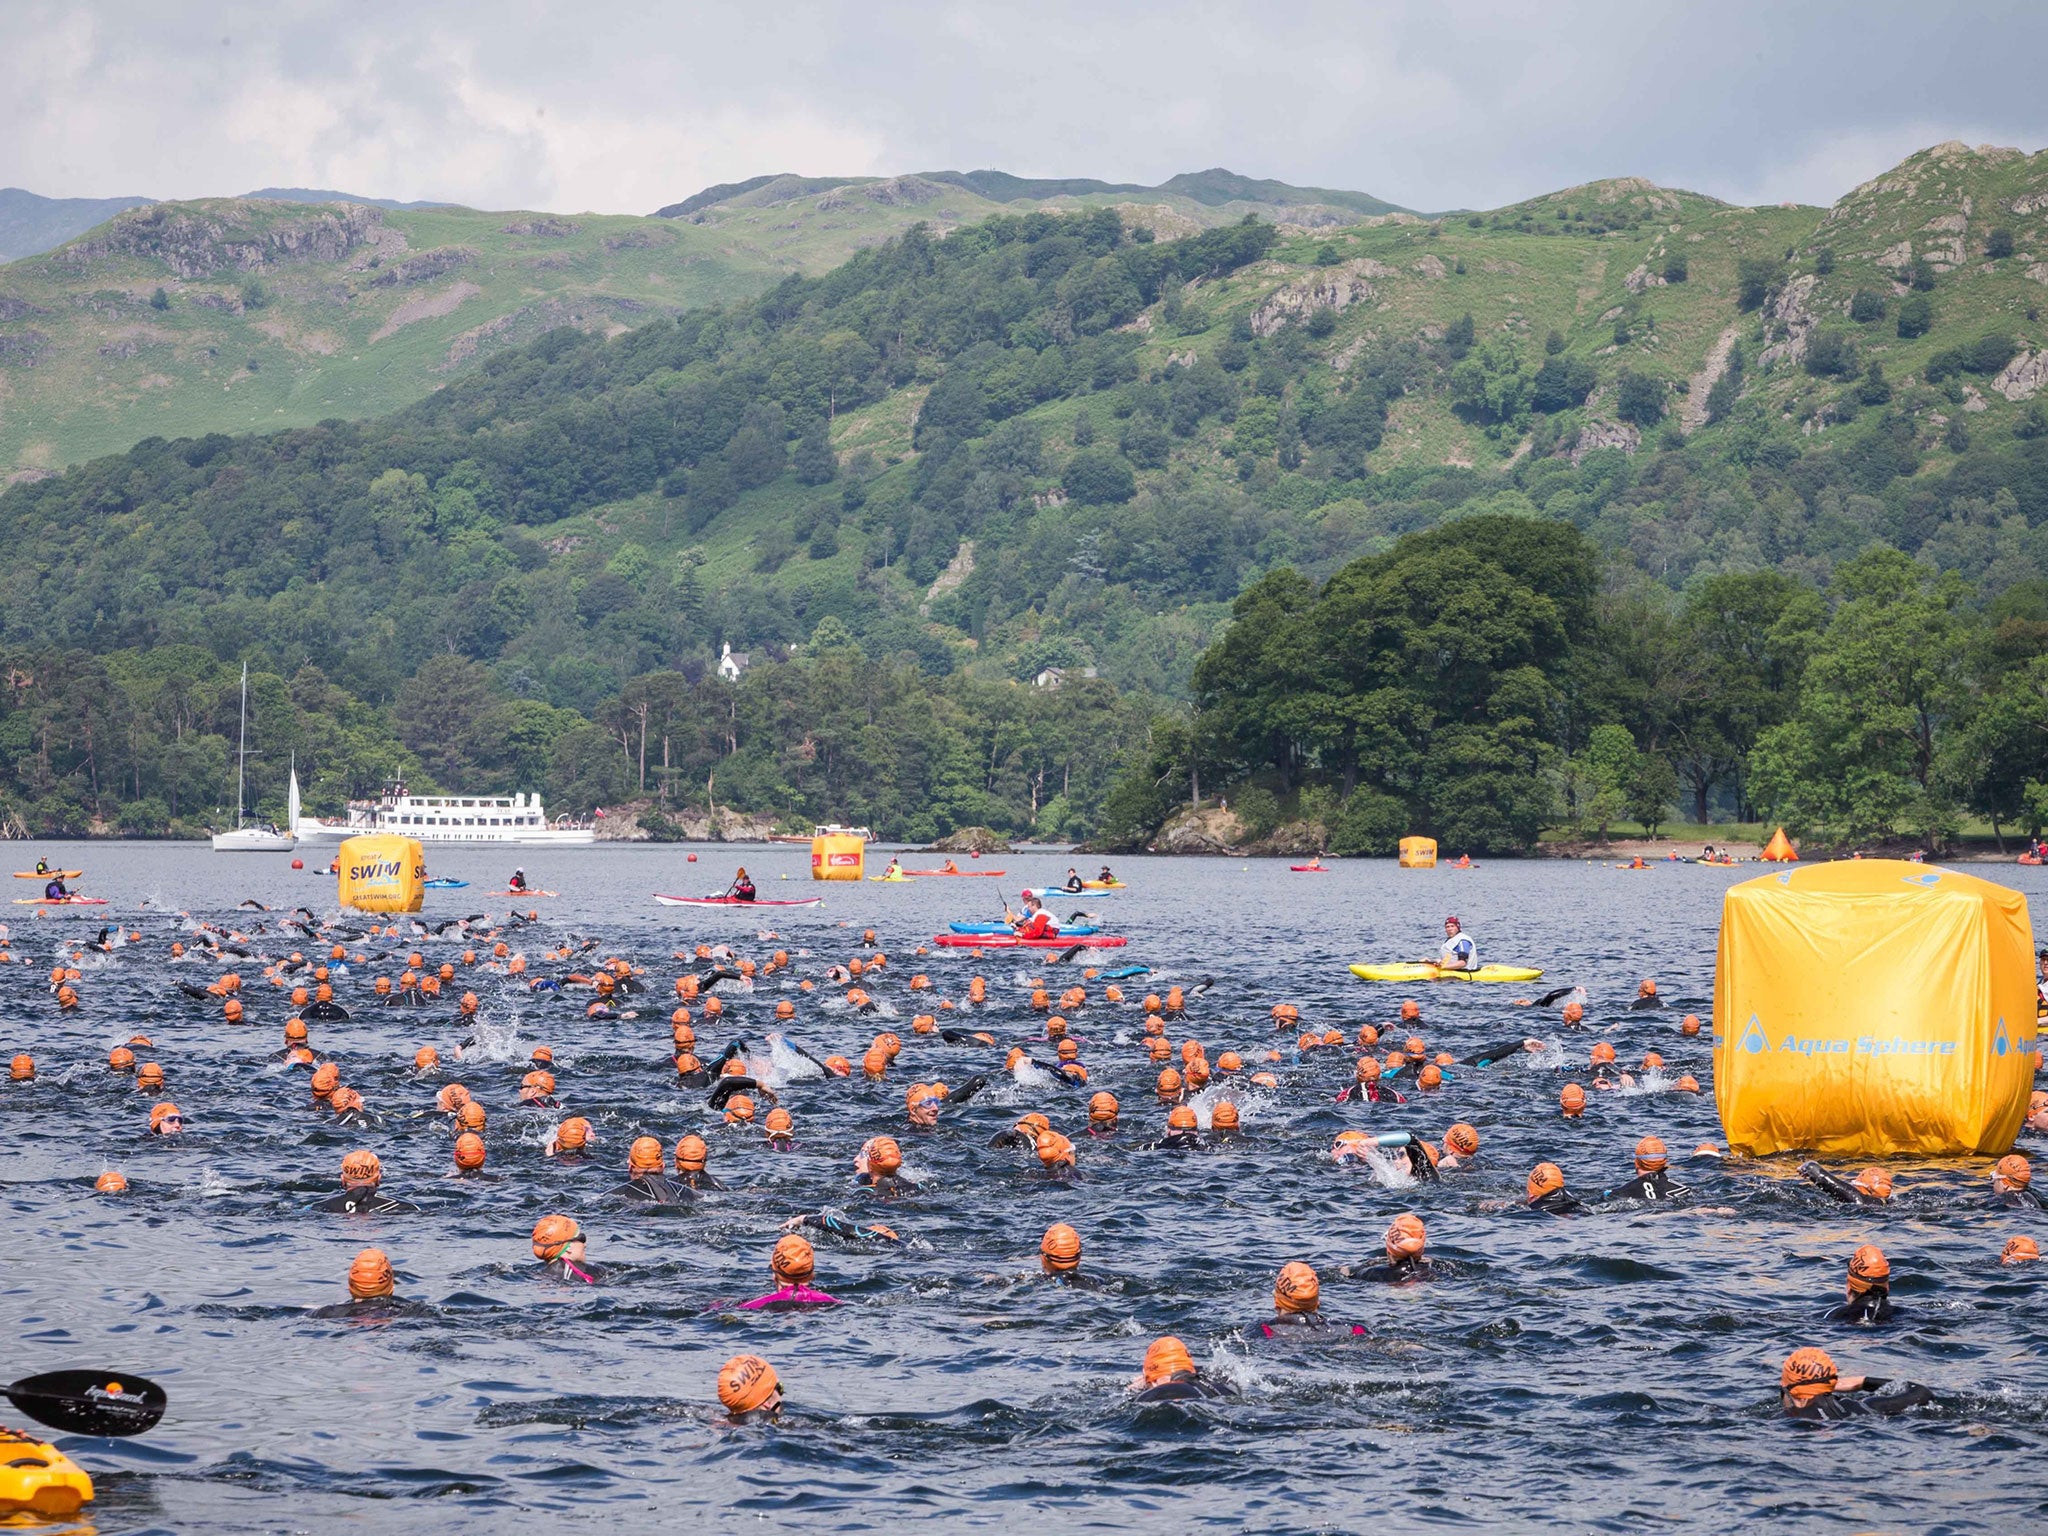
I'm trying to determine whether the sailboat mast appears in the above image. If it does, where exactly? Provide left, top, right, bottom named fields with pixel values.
left=235, top=661, right=248, bottom=829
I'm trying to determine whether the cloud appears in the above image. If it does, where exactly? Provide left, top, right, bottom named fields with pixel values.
left=2, top=1, right=2044, bottom=214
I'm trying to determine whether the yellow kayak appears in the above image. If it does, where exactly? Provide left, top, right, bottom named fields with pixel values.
left=0, top=1428, right=93, bottom=1518
left=870, top=873, right=911, bottom=883
left=1349, top=962, right=1544, bottom=984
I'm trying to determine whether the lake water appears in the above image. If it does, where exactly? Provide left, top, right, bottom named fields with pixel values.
left=5, top=841, right=2045, bottom=1533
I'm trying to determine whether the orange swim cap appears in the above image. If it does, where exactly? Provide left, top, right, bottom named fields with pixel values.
left=456, top=1100, right=486, bottom=1133
left=1634, top=1135, right=1668, bottom=1173
left=1399, top=1000, right=1420, bottom=1022
left=9, top=1052, right=33, bottom=1081
left=1780, top=1346, right=1836, bottom=1404
left=137, top=1062, right=165, bottom=1090
left=1591, top=1042, right=1616, bottom=1065
left=1527, top=1162, right=1565, bottom=1202
left=284, top=1018, right=308, bottom=1042
left=1675, top=1075, right=1700, bottom=1093
left=862, top=1048, right=888, bottom=1078
left=1057, top=1038, right=1079, bottom=1061
left=724, top=1094, right=757, bottom=1124
left=1211, top=1101, right=1240, bottom=1130
left=673, top=1052, right=703, bottom=1077
left=718, top=1354, right=780, bottom=1414
left=1332, top=1129, right=1371, bottom=1161
left=775, top=1000, right=796, bottom=1021
left=532, top=1214, right=581, bottom=1261
left=453, top=1132, right=486, bottom=1170
left=341, top=1149, right=382, bottom=1185
left=1156, top=1068, right=1182, bottom=1101
left=555, top=1116, right=591, bottom=1151
left=1167, top=1105, right=1197, bottom=1132
left=348, top=1248, right=395, bottom=1299
left=1852, top=1167, right=1892, bottom=1200
left=1385, top=1213, right=1427, bottom=1260
left=860, top=1136, right=903, bottom=1176
left=1638, top=978, right=1657, bottom=998
left=1417, top=1064, right=1442, bottom=1089
left=1145, top=1037, right=1170, bottom=1062
left=310, top=1062, right=340, bottom=1099
left=675, top=1134, right=709, bottom=1172
left=95, top=1169, right=128, bottom=1194
left=1680, top=1014, right=1701, bottom=1036
left=1274, top=1260, right=1319, bottom=1314
left=1142, top=1336, right=1195, bottom=1386
left=771, top=1234, right=816, bottom=1285
left=1561, top=1001, right=1583, bottom=1025
left=1040, top=1222, right=1081, bottom=1273
left=108, top=1046, right=134, bottom=1071
left=628, top=1135, right=664, bottom=1173
left=1445, top=1123, right=1479, bottom=1156
left=1996, top=1153, right=2031, bottom=1188
left=521, top=1070, right=556, bottom=1095
left=1355, top=1056, right=1382, bottom=1084
left=823, top=1055, right=851, bottom=1077
left=1641, top=1051, right=1664, bottom=1071
left=1035, top=1130, right=1075, bottom=1168
left=764, top=1107, right=793, bottom=1139
left=1846, top=1244, right=1890, bottom=1295
left=1216, top=1051, right=1243, bottom=1073
left=1089, top=1091, right=1119, bottom=1125
left=702, top=995, right=723, bottom=1017
left=1249, top=1071, right=1279, bottom=1089
left=223, top=998, right=243, bottom=1022
left=1560, top=1083, right=1586, bottom=1117
left=148, top=1100, right=181, bottom=1132
left=2003, top=1235, right=2041, bottom=1264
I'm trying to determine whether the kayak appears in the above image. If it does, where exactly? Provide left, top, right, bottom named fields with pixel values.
left=932, top=933, right=1126, bottom=949
left=14, top=896, right=107, bottom=906
left=0, top=1429, right=94, bottom=1517
left=1349, top=962, right=1544, bottom=983
left=1290, top=864, right=1330, bottom=872
left=424, top=878, right=470, bottom=889
left=654, top=894, right=824, bottom=908
left=1081, top=879, right=1126, bottom=890
left=904, top=869, right=1007, bottom=878
left=948, top=921, right=1100, bottom=936
left=2020, top=854, right=2044, bottom=866
left=12, top=870, right=82, bottom=879
left=490, top=889, right=558, bottom=897
left=870, top=873, right=912, bottom=882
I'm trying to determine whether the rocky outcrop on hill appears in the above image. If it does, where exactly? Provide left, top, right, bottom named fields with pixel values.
left=596, top=801, right=781, bottom=841
left=0, top=330, right=49, bottom=367
left=54, top=201, right=383, bottom=278
left=502, top=218, right=579, bottom=237
left=1250, top=258, right=1391, bottom=336
left=927, top=826, right=1012, bottom=853
left=1150, top=804, right=1246, bottom=854
left=1993, top=350, right=2048, bottom=401
left=367, top=246, right=477, bottom=286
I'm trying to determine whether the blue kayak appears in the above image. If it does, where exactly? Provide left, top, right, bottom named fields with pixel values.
left=947, top=921, right=1100, bottom=937
left=424, top=878, right=471, bottom=889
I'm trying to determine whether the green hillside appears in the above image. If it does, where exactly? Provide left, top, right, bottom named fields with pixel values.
left=0, top=171, right=1410, bottom=479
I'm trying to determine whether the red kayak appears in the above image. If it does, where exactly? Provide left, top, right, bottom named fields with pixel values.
left=903, top=869, right=1007, bottom=878
left=655, top=894, right=824, bottom=908
left=931, top=933, right=1126, bottom=949
left=1290, top=864, right=1330, bottom=873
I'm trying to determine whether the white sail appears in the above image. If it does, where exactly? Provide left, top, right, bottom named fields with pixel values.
left=287, top=766, right=301, bottom=836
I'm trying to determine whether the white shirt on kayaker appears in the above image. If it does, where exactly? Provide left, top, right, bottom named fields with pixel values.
left=1440, top=932, right=1476, bottom=970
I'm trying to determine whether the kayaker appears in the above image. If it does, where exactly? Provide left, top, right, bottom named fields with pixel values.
left=728, top=867, right=758, bottom=903
left=881, top=856, right=903, bottom=879
left=1096, top=865, right=1117, bottom=885
left=508, top=868, right=529, bottom=893
left=940, top=859, right=961, bottom=874
left=43, top=877, right=69, bottom=900
left=1062, top=867, right=1087, bottom=893
left=1778, top=1348, right=1932, bottom=1419
left=1436, top=915, right=1475, bottom=972
left=1010, top=890, right=1059, bottom=940
left=34, top=858, right=48, bottom=875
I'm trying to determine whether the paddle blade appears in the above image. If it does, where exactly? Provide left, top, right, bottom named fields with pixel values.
left=5, top=1370, right=166, bottom=1436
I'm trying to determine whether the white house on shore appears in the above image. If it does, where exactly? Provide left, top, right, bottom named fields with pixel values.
left=718, top=641, right=752, bottom=681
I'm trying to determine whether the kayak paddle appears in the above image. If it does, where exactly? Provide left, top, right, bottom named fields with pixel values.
left=4, top=1370, right=166, bottom=1436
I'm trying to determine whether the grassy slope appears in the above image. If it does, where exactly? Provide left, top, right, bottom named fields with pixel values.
left=536, top=149, right=2048, bottom=685
left=0, top=178, right=1393, bottom=478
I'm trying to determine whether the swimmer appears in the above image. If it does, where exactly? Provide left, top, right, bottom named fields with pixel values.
left=316, top=1150, right=418, bottom=1214
left=1823, top=1244, right=1898, bottom=1326
left=1991, top=1153, right=2044, bottom=1208
left=1254, top=1262, right=1365, bottom=1337
left=1334, top=1056, right=1402, bottom=1105
left=854, top=1136, right=915, bottom=1195
left=615, top=1136, right=692, bottom=1204
left=1131, top=1336, right=1234, bottom=1402
left=1592, top=1136, right=1692, bottom=1209
left=724, top=1234, right=841, bottom=1310
left=1352, top=1213, right=1432, bottom=1282
left=312, top=1247, right=429, bottom=1317
left=1374, top=1130, right=1441, bottom=1182
left=532, top=1215, right=597, bottom=1284
left=1029, top=1222, right=1105, bottom=1288
left=1798, top=1162, right=1893, bottom=1206
left=1525, top=1162, right=1587, bottom=1215
left=781, top=1210, right=902, bottom=1247
left=1778, top=1347, right=1932, bottom=1420
left=1628, top=979, right=1663, bottom=1011
left=672, top=1134, right=726, bottom=1190
left=1461, top=1037, right=1548, bottom=1067
left=717, top=1355, right=782, bottom=1419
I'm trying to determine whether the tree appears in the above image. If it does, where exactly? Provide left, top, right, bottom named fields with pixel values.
left=1614, top=372, right=1665, bottom=427
left=1896, top=292, right=1933, bottom=339
left=1529, top=355, right=1596, bottom=413
left=1444, top=312, right=1476, bottom=354
left=1063, top=449, right=1135, bottom=505
left=1908, top=256, right=1937, bottom=291
left=792, top=424, right=837, bottom=485
left=1849, top=288, right=1887, bottom=323
left=394, top=655, right=499, bottom=789
left=1987, top=227, right=2016, bottom=260
left=1662, top=254, right=1689, bottom=283
left=149, top=287, right=169, bottom=311
left=1803, top=330, right=1854, bottom=377
left=1737, top=255, right=1780, bottom=311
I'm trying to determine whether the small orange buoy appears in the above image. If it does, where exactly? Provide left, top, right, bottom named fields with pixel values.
left=687, top=853, right=698, bottom=862
left=291, top=858, right=304, bottom=870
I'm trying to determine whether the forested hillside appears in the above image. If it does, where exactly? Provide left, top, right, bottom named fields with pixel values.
left=3, top=141, right=2047, bottom=846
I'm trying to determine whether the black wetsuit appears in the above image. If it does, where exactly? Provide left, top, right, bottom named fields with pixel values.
left=1378, top=1132, right=1440, bottom=1180
left=707, top=1074, right=768, bottom=1111
left=939, top=1028, right=997, bottom=1046
left=792, top=1211, right=900, bottom=1244
left=1463, top=1038, right=1536, bottom=1067
left=1799, top=1162, right=1888, bottom=1206
left=311, top=1296, right=433, bottom=1319
left=1334, top=1082, right=1404, bottom=1105
left=317, top=1187, right=419, bottom=1215
left=732, top=881, right=757, bottom=903
left=1155, top=1130, right=1203, bottom=1151
left=1628, top=995, right=1664, bottom=1011
left=1594, top=1170, right=1691, bottom=1208
left=1529, top=1187, right=1589, bottom=1215
left=1355, top=1257, right=1431, bottom=1283
left=1784, top=1380, right=1933, bottom=1420
left=305, top=1000, right=350, bottom=1021
left=616, top=1173, right=692, bottom=1204
left=1996, top=1187, right=2047, bottom=1210
left=1135, top=1371, right=1235, bottom=1403
left=1254, top=1313, right=1366, bottom=1339
left=1823, top=1290, right=1897, bottom=1325
left=676, top=1168, right=726, bottom=1192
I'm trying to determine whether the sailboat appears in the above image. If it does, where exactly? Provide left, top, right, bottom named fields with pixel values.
left=211, top=662, right=296, bottom=852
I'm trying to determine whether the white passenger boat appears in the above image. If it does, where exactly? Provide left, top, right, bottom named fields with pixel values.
left=291, top=782, right=596, bottom=845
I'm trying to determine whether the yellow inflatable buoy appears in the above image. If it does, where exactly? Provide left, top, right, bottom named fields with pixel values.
left=0, top=1427, right=94, bottom=1518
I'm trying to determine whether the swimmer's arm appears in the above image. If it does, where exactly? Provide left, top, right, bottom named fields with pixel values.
left=948, top=1073, right=992, bottom=1106
left=1462, top=1038, right=1544, bottom=1066
left=1796, top=1161, right=1856, bottom=1203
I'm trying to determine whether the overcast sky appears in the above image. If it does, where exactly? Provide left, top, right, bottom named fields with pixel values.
left=6, top=1, right=2046, bottom=215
